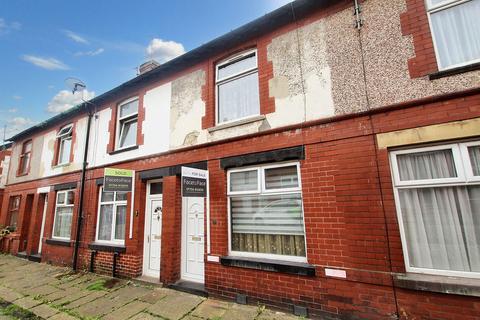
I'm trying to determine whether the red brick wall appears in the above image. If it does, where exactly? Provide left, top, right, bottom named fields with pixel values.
left=160, top=175, right=182, bottom=284
left=1, top=92, right=479, bottom=319
left=400, top=0, right=438, bottom=78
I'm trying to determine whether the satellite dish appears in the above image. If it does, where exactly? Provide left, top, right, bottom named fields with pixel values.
left=65, top=77, right=86, bottom=94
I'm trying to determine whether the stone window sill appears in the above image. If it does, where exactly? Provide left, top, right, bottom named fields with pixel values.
left=52, top=162, right=71, bottom=169
left=108, top=145, right=139, bottom=155
left=429, top=62, right=480, bottom=80
left=207, top=115, right=266, bottom=133
left=45, top=238, right=71, bottom=247
left=89, top=242, right=126, bottom=253
left=393, top=273, right=480, bottom=297
left=220, top=256, right=315, bottom=276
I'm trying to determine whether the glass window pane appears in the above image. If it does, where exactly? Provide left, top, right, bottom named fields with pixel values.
left=20, top=154, right=30, bottom=174
left=230, top=170, right=258, bottom=192
left=397, top=149, right=457, bottom=181
left=468, top=146, right=480, bottom=176
left=23, top=141, right=32, bottom=153
left=230, top=193, right=306, bottom=257
left=150, top=182, right=163, bottom=195
left=101, top=190, right=114, bottom=202
left=98, top=204, right=113, bottom=241
left=430, top=0, right=480, bottom=69
left=119, top=99, right=138, bottom=118
left=116, top=192, right=127, bottom=201
left=218, top=53, right=256, bottom=80
left=119, top=119, right=138, bottom=148
left=53, top=207, right=73, bottom=238
left=398, top=185, right=480, bottom=273
left=115, top=205, right=127, bottom=240
left=58, top=137, right=72, bottom=164
left=218, top=72, right=259, bottom=123
left=265, top=165, right=299, bottom=190
left=66, top=191, right=75, bottom=205
left=57, top=192, right=65, bottom=204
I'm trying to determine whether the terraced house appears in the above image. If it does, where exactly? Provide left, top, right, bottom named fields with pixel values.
left=1, top=0, right=480, bottom=318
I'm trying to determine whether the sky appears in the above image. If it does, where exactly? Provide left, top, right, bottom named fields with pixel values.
left=0, top=0, right=292, bottom=139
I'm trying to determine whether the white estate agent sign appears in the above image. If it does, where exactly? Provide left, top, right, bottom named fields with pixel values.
left=181, top=167, right=208, bottom=197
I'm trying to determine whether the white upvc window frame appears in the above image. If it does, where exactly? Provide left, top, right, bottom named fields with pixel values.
left=52, top=189, right=75, bottom=241
left=227, top=161, right=307, bottom=263
left=390, top=141, right=480, bottom=278
left=56, top=123, right=73, bottom=165
left=215, top=49, right=260, bottom=125
left=426, top=0, right=480, bottom=71
left=95, top=187, right=128, bottom=245
left=116, top=96, right=139, bottom=150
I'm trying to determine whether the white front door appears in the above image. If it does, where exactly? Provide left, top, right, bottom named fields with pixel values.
left=181, top=197, right=205, bottom=283
left=143, top=197, right=162, bottom=278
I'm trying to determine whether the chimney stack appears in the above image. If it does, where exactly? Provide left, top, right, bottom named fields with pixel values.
left=138, top=60, right=160, bottom=75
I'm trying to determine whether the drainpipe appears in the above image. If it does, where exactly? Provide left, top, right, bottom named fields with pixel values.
left=72, top=105, right=93, bottom=271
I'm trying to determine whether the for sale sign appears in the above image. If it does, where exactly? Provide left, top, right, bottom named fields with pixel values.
left=181, top=167, right=208, bottom=197
left=103, top=168, right=134, bottom=192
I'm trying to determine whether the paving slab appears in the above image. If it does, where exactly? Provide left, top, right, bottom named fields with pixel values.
left=73, top=296, right=119, bottom=318
left=147, top=292, right=204, bottom=320
left=13, top=296, right=42, bottom=310
left=137, top=288, right=169, bottom=304
left=52, top=288, right=92, bottom=307
left=63, top=290, right=106, bottom=309
left=48, top=313, right=79, bottom=320
left=104, top=285, right=151, bottom=305
left=25, top=284, right=61, bottom=297
left=257, top=310, right=299, bottom=320
left=102, top=301, right=150, bottom=320
left=191, top=299, right=230, bottom=319
left=0, top=286, right=24, bottom=302
left=221, top=303, right=259, bottom=320
left=30, top=303, right=60, bottom=318
left=129, top=312, right=161, bottom=320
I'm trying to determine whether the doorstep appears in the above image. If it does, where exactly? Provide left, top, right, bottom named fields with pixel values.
left=134, top=275, right=163, bottom=287
left=167, top=280, right=208, bottom=297
left=27, top=253, right=41, bottom=263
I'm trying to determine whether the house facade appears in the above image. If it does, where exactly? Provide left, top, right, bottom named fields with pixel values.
left=1, top=0, right=479, bottom=318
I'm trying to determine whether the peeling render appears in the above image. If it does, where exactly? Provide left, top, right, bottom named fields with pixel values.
left=267, top=19, right=335, bottom=127
left=169, top=70, right=206, bottom=149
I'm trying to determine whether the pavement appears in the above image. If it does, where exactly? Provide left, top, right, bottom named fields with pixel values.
left=0, top=255, right=301, bottom=320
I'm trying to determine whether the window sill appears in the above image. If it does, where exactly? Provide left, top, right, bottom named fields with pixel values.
left=88, top=242, right=126, bottom=253
left=393, top=273, right=480, bottom=297
left=52, top=162, right=71, bottom=169
left=16, top=172, right=29, bottom=177
left=208, top=115, right=266, bottom=133
left=108, top=145, right=138, bottom=155
left=220, top=256, right=315, bottom=276
left=429, top=62, right=480, bottom=80
left=45, top=238, right=71, bottom=247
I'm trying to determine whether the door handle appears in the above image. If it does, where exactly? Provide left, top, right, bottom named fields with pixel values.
left=147, top=235, right=150, bottom=243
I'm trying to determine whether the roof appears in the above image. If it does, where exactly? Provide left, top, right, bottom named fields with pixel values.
left=9, top=0, right=337, bottom=142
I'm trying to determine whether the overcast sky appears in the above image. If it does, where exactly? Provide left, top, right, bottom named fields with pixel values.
left=0, top=0, right=292, bottom=139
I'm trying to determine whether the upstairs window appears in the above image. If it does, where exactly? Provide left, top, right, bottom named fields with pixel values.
left=427, top=0, right=480, bottom=70
left=96, top=188, right=127, bottom=244
left=56, top=124, right=73, bottom=165
left=227, top=162, right=306, bottom=262
left=52, top=190, right=75, bottom=240
left=390, top=142, right=480, bottom=278
left=8, top=195, right=21, bottom=230
left=216, top=49, right=260, bottom=124
left=18, top=140, right=32, bottom=175
left=116, top=98, right=138, bottom=150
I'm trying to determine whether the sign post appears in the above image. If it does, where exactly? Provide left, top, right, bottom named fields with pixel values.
left=103, top=168, right=134, bottom=192
left=181, top=167, right=207, bottom=197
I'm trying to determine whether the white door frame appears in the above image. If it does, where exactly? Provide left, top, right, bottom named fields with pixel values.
left=38, top=194, right=48, bottom=254
left=142, top=179, right=163, bottom=278
left=181, top=197, right=205, bottom=283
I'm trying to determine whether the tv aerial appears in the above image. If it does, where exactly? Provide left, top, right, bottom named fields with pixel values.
left=65, top=77, right=87, bottom=94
